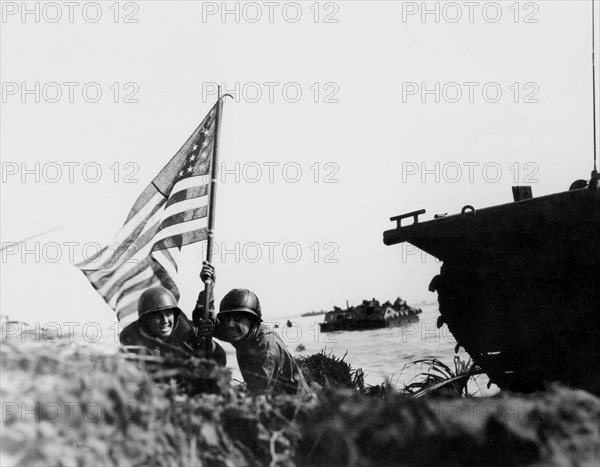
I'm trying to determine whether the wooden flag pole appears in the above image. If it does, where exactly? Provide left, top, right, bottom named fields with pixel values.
left=201, top=87, right=225, bottom=352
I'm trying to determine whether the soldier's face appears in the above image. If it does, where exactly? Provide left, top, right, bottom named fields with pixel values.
left=145, top=310, right=175, bottom=337
left=222, top=312, right=254, bottom=342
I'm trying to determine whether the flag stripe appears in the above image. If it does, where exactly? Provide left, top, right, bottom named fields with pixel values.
left=112, top=252, right=180, bottom=311
left=77, top=192, right=166, bottom=269
left=86, top=224, right=159, bottom=289
left=153, top=229, right=209, bottom=251
left=78, top=102, right=218, bottom=322
left=120, top=192, right=168, bottom=241
left=162, top=193, right=208, bottom=223
left=165, top=184, right=209, bottom=209
left=151, top=217, right=208, bottom=249
left=154, top=247, right=179, bottom=275
left=171, top=174, right=212, bottom=194
left=84, top=200, right=204, bottom=292
left=159, top=206, right=208, bottom=231
left=93, top=213, right=197, bottom=299
left=79, top=244, right=110, bottom=266
left=114, top=271, right=157, bottom=310
left=94, top=204, right=165, bottom=271
left=102, top=257, right=155, bottom=304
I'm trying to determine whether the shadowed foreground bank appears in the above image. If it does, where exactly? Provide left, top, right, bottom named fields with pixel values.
left=1, top=340, right=599, bottom=466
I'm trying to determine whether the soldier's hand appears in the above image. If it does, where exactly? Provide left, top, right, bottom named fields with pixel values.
left=198, top=319, right=215, bottom=339
left=196, top=289, right=212, bottom=306
left=200, top=261, right=215, bottom=283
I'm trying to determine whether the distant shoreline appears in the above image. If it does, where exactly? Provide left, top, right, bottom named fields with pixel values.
left=299, top=301, right=438, bottom=318
left=300, top=311, right=326, bottom=317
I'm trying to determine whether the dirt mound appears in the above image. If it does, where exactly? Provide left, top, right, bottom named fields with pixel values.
left=1, top=336, right=598, bottom=466
left=295, top=385, right=600, bottom=466
left=0, top=338, right=311, bottom=466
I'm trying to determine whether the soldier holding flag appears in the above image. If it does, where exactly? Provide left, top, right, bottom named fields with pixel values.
left=119, top=268, right=227, bottom=366
left=77, top=92, right=309, bottom=392
left=196, top=263, right=311, bottom=396
left=77, top=95, right=227, bottom=365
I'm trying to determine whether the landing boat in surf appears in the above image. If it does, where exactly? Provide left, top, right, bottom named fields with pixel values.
left=383, top=178, right=600, bottom=394
left=383, top=1, right=600, bottom=395
left=319, top=298, right=422, bottom=333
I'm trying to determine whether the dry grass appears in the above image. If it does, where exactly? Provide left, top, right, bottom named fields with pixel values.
left=295, top=350, right=365, bottom=392
left=0, top=326, right=310, bottom=466
left=1, top=321, right=599, bottom=467
left=403, top=357, right=481, bottom=398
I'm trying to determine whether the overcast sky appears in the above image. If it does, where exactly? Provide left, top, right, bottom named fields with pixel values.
left=1, top=0, right=598, bottom=330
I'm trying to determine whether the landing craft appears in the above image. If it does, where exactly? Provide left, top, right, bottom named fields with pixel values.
left=384, top=182, right=600, bottom=394
left=319, top=298, right=422, bottom=333
left=383, top=2, right=600, bottom=396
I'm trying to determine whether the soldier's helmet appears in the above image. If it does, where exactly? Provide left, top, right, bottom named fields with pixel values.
left=138, top=287, right=182, bottom=319
left=218, top=288, right=262, bottom=321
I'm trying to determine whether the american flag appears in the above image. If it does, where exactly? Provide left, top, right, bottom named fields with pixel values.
left=77, top=103, right=218, bottom=323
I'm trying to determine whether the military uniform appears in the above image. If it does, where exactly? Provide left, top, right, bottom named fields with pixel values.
left=119, top=288, right=226, bottom=366
left=215, top=288, right=310, bottom=396
left=217, top=323, right=309, bottom=395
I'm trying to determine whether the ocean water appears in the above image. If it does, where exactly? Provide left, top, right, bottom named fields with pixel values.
left=224, top=304, right=498, bottom=396
left=19, top=303, right=496, bottom=396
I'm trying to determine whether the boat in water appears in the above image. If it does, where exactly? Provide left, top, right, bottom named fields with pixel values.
left=319, top=298, right=422, bottom=333
left=383, top=178, right=600, bottom=394
left=300, top=310, right=326, bottom=317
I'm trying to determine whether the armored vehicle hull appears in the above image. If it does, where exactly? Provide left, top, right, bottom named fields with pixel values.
left=319, top=299, right=422, bottom=333
left=383, top=183, right=600, bottom=394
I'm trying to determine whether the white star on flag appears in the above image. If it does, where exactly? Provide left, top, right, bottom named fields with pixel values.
left=77, top=103, right=218, bottom=324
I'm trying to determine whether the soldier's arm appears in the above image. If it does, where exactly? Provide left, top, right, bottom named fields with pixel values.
left=243, top=345, right=279, bottom=395
left=119, top=322, right=162, bottom=356
left=194, top=317, right=227, bottom=366
left=193, top=261, right=216, bottom=323
left=209, top=341, right=227, bottom=366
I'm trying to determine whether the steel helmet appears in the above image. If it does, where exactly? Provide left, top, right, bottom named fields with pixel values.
left=138, top=287, right=181, bottom=319
left=218, top=288, right=262, bottom=321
